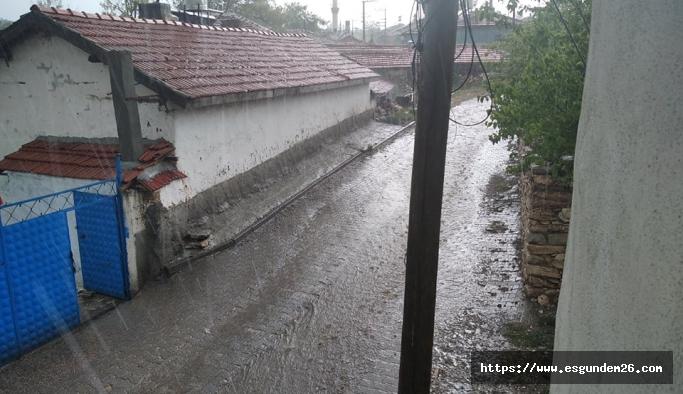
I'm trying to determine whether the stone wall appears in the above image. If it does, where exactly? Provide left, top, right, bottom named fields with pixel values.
left=520, top=166, right=572, bottom=304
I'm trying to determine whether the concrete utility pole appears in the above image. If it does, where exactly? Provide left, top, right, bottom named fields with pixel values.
left=332, top=0, right=339, bottom=32
left=384, top=8, right=387, bottom=31
left=107, top=50, right=143, bottom=162
left=362, top=0, right=375, bottom=42
left=398, top=0, right=458, bottom=393
left=553, top=1, right=683, bottom=392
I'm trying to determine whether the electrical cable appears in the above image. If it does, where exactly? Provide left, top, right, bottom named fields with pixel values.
left=454, top=13, right=469, bottom=61
left=549, top=0, right=587, bottom=69
left=568, top=0, right=591, bottom=32
left=409, top=0, right=425, bottom=117
left=450, top=0, right=494, bottom=127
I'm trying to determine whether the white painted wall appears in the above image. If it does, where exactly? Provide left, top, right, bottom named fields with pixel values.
left=122, top=191, right=145, bottom=294
left=167, top=83, right=373, bottom=206
left=553, top=1, right=682, bottom=392
left=0, top=171, right=90, bottom=203
left=0, top=172, right=90, bottom=289
left=0, top=34, right=175, bottom=159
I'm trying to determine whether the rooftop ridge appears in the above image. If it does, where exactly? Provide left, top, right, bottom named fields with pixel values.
left=29, top=4, right=307, bottom=38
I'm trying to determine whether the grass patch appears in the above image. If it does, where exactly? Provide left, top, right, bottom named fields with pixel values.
left=381, top=107, right=415, bottom=126
left=451, top=83, right=487, bottom=107
left=503, top=311, right=556, bottom=350
left=485, top=173, right=514, bottom=196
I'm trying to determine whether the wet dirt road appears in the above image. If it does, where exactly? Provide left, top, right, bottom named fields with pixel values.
left=0, top=99, right=529, bottom=393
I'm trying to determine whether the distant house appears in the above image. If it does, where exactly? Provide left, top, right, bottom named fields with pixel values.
left=0, top=5, right=377, bottom=292
left=326, top=42, right=502, bottom=95
left=215, top=10, right=273, bottom=32
left=456, top=21, right=512, bottom=46
left=398, top=16, right=514, bottom=47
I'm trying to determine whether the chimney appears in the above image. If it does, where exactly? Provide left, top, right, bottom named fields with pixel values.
left=332, top=0, right=339, bottom=32
left=138, top=1, right=172, bottom=20
left=345, top=20, right=351, bottom=34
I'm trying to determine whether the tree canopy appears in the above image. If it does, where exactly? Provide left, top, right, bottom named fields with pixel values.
left=211, top=0, right=325, bottom=32
left=173, top=0, right=324, bottom=32
left=487, top=0, right=590, bottom=181
left=100, top=0, right=144, bottom=17
left=37, top=0, right=64, bottom=7
left=0, top=19, right=11, bottom=30
left=97, top=1, right=325, bottom=32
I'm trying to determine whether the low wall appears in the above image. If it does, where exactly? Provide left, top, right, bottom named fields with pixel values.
left=141, top=110, right=376, bottom=277
left=520, top=167, right=572, bottom=303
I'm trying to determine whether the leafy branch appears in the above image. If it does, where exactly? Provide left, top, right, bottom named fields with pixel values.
left=487, top=0, right=590, bottom=182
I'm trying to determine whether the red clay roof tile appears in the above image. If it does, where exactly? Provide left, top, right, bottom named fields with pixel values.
left=325, top=43, right=503, bottom=69
left=137, top=170, right=187, bottom=192
left=26, top=6, right=378, bottom=102
left=0, top=138, right=184, bottom=191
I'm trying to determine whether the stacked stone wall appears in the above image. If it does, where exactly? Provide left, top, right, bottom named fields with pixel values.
left=520, top=167, right=572, bottom=304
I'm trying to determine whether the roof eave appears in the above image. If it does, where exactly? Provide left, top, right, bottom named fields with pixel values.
left=185, top=76, right=378, bottom=109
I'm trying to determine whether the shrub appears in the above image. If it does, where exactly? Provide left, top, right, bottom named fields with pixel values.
left=487, top=0, right=591, bottom=182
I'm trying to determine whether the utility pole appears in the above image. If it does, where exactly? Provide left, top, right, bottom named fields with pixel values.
left=332, top=0, right=339, bottom=32
left=398, top=0, right=458, bottom=393
left=362, top=0, right=375, bottom=42
left=384, top=8, right=387, bottom=31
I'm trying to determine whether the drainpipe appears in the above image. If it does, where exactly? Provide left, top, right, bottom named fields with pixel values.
left=107, top=50, right=143, bottom=163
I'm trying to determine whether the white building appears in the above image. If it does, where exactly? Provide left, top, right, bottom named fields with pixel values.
left=0, top=5, right=377, bottom=293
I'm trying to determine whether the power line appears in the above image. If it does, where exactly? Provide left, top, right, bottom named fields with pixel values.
left=450, top=0, right=494, bottom=127
left=409, top=0, right=425, bottom=117
left=549, top=0, right=587, bottom=69
left=568, top=0, right=591, bottom=32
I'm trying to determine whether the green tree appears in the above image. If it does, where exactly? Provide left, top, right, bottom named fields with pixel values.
left=173, top=0, right=325, bottom=32
left=487, top=0, right=590, bottom=181
left=0, top=19, right=11, bottom=30
left=100, top=0, right=148, bottom=17
left=37, top=0, right=64, bottom=7
left=277, top=3, right=326, bottom=32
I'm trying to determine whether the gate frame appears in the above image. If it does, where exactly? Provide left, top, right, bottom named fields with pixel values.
left=0, top=155, right=130, bottom=364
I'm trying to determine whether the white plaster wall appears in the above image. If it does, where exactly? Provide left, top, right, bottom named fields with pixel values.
left=0, top=172, right=90, bottom=289
left=122, top=191, right=145, bottom=294
left=0, top=34, right=175, bottom=159
left=553, top=1, right=682, bottom=392
left=0, top=171, right=90, bottom=203
left=167, top=83, right=372, bottom=206
left=159, top=177, right=193, bottom=207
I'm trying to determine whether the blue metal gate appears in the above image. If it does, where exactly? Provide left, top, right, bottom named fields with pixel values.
left=0, top=211, right=79, bottom=356
left=74, top=191, right=129, bottom=299
left=0, top=160, right=128, bottom=364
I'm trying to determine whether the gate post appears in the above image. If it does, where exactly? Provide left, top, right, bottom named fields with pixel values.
left=0, top=225, right=21, bottom=364
left=114, top=155, right=131, bottom=299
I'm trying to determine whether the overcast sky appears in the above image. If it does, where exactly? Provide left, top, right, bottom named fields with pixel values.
left=1, top=1, right=546, bottom=26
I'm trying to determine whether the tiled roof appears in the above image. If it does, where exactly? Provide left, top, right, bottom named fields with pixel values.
left=326, top=44, right=503, bottom=69
left=369, top=79, right=395, bottom=95
left=4, top=6, right=377, bottom=104
left=0, top=138, right=185, bottom=191
left=138, top=170, right=187, bottom=192
left=216, top=11, right=273, bottom=32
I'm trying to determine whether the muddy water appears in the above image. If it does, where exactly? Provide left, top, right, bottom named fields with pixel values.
left=0, top=99, right=531, bottom=393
